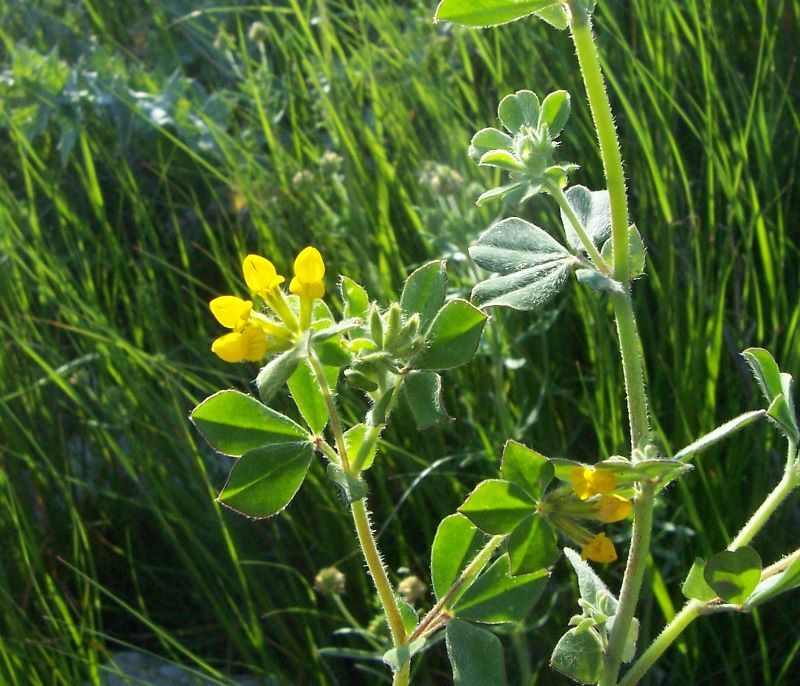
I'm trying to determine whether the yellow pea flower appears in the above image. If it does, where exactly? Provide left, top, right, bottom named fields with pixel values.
left=570, top=466, right=618, bottom=500
left=211, top=326, right=268, bottom=363
left=243, top=254, right=285, bottom=296
left=595, top=495, right=632, bottom=523
left=581, top=532, right=617, bottom=563
left=208, top=295, right=268, bottom=363
left=289, top=246, right=325, bottom=300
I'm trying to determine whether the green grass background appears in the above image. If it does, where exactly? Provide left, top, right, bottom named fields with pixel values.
left=1, top=0, right=798, bottom=683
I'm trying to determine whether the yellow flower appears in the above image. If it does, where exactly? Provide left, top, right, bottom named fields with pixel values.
left=289, top=246, right=325, bottom=300
left=581, top=532, right=617, bottom=563
left=243, top=254, right=285, bottom=296
left=209, top=295, right=268, bottom=363
left=595, top=495, right=632, bottom=523
left=211, top=326, right=268, bottom=363
left=570, top=466, right=618, bottom=500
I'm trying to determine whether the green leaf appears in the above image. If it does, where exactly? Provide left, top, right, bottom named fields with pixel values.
left=343, top=423, right=379, bottom=471
left=472, top=260, right=572, bottom=311
left=453, top=554, right=548, bottom=623
left=411, top=299, right=487, bottom=370
left=191, top=390, right=307, bottom=456
left=314, top=339, right=353, bottom=368
left=559, top=185, right=611, bottom=253
left=745, top=555, right=800, bottom=608
left=478, top=149, right=525, bottom=171
left=471, top=217, right=570, bottom=273
left=500, top=440, right=554, bottom=500
left=431, top=514, right=486, bottom=600
left=397, top=597, right=419, bottom=634
left=550, top=627, right=604, bottom=685
left=506, top=515, right=559, bottom=575
left=674, top=410, right=765, bottom=462
left=470, top=127, right=513, bottom=159
left=340, top=276, right=370, bottom=320
left=601, top=224, right=646, bottom=277
left=606, top=615, right=639, bottom=663
left=459, top=479, right=536, bottom=534
left=476, top=182, right=523, bottom=206
left=435, top=0, right=559, bottom=28
left=681, top=558, right=717, bottom=602
left=383, top=637, right=427, bottom=671
left=742, top=347, right=784, bottom=404
left=446, top=618, right=506, bottom=686
left=539, top=90, right=571, bottom=138
left=766, top=393, right=798, bottom=439
left=400, top=261, right=448, bottom=331
left=403, top=370, right=451, bottom=429
left=256, top=347, right=304, bottom=402
left=704, top=547, right=762, bottom=605
left=287, top=361, right=328, bottom=435
left=497, top=90, right=540, bottom=134
left=326, top=463, right=368, bottom=503
left=217, top=442, right=313, bottom=518
left=563, top=548, right=618, bottom=614
left=534, top=4, right=568, bottom=29
left=470, top=217, right=573, bottom=311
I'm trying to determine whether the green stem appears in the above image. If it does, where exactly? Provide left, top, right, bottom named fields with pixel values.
left=609, top=291, right=651, bottom=455
left=411, top=535, right=504, bottom=641
left=569, top=5, right=630, bottom=283
left=568, top=8, right=654, bottom=684
left=351, top=499, right=408, bottom=648
left=308, top=352, right=351, bottom=471
left=309, top=353, right=407, bottom=681
left=729, top=442, right=797, bottom=550
left=598, top=484, right=655, bottom=686
left=618, top=600, right=703, bottom=686
left=548, top=182, right=611, bottom=274
left=620, top=443, right=798, bottom=685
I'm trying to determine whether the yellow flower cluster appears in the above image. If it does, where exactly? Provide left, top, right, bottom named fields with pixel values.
left=209, top=247, right=326, bottom=363
left=562, top=466, right=633, bottom=564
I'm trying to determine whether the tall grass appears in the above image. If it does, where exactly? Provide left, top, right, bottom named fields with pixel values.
left=0, top=0, right=798, bottom=684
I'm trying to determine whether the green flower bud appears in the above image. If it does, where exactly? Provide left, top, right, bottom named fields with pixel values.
left=314, top=566, right=346, bottom=596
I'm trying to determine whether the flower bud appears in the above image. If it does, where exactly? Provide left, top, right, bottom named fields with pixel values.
left=397, top=575, right=427, bottom=604
left=314, top=566, right=346, bottom=596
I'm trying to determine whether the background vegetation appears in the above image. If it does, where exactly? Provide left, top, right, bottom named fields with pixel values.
left=0, top=0, right=798, bottom=683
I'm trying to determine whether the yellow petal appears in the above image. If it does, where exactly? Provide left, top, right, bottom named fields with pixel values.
left=580, top=533, right=617, bottom=563
left=239, top=325, right=268, bottom=361
left=595, top=495, right=632, bottom=523
left=589, top=470, right=618, bottom=495
left=289, top=276, right=325, bottom=299
left=210, top=296, right=252, bottom=329
left=211, top=332, right=247, bottom=363
left=570, top=466, right=594, bottom=500
left=243, top=254, right=285, bottom=294
left=293, top=246, right=325, bottom=284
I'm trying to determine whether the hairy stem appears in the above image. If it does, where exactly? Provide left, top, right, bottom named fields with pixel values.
left=548, top=181, right=611, bottom=274
left=621, top=442, right=798, bottom=685
left=411, top=535, right=505, bottom=641
left=308, top=352, right=351, bottom=471
left=569, top=5, right=654, bottom=685
left=569, top=5, right=630, bottom=283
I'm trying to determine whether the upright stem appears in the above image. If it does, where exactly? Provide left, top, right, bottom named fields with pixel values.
left=569, top=5, right=654, bottom=685
left=308, top=353, right=408, bottom=683
left=569, top=7, right=630, bottom=283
